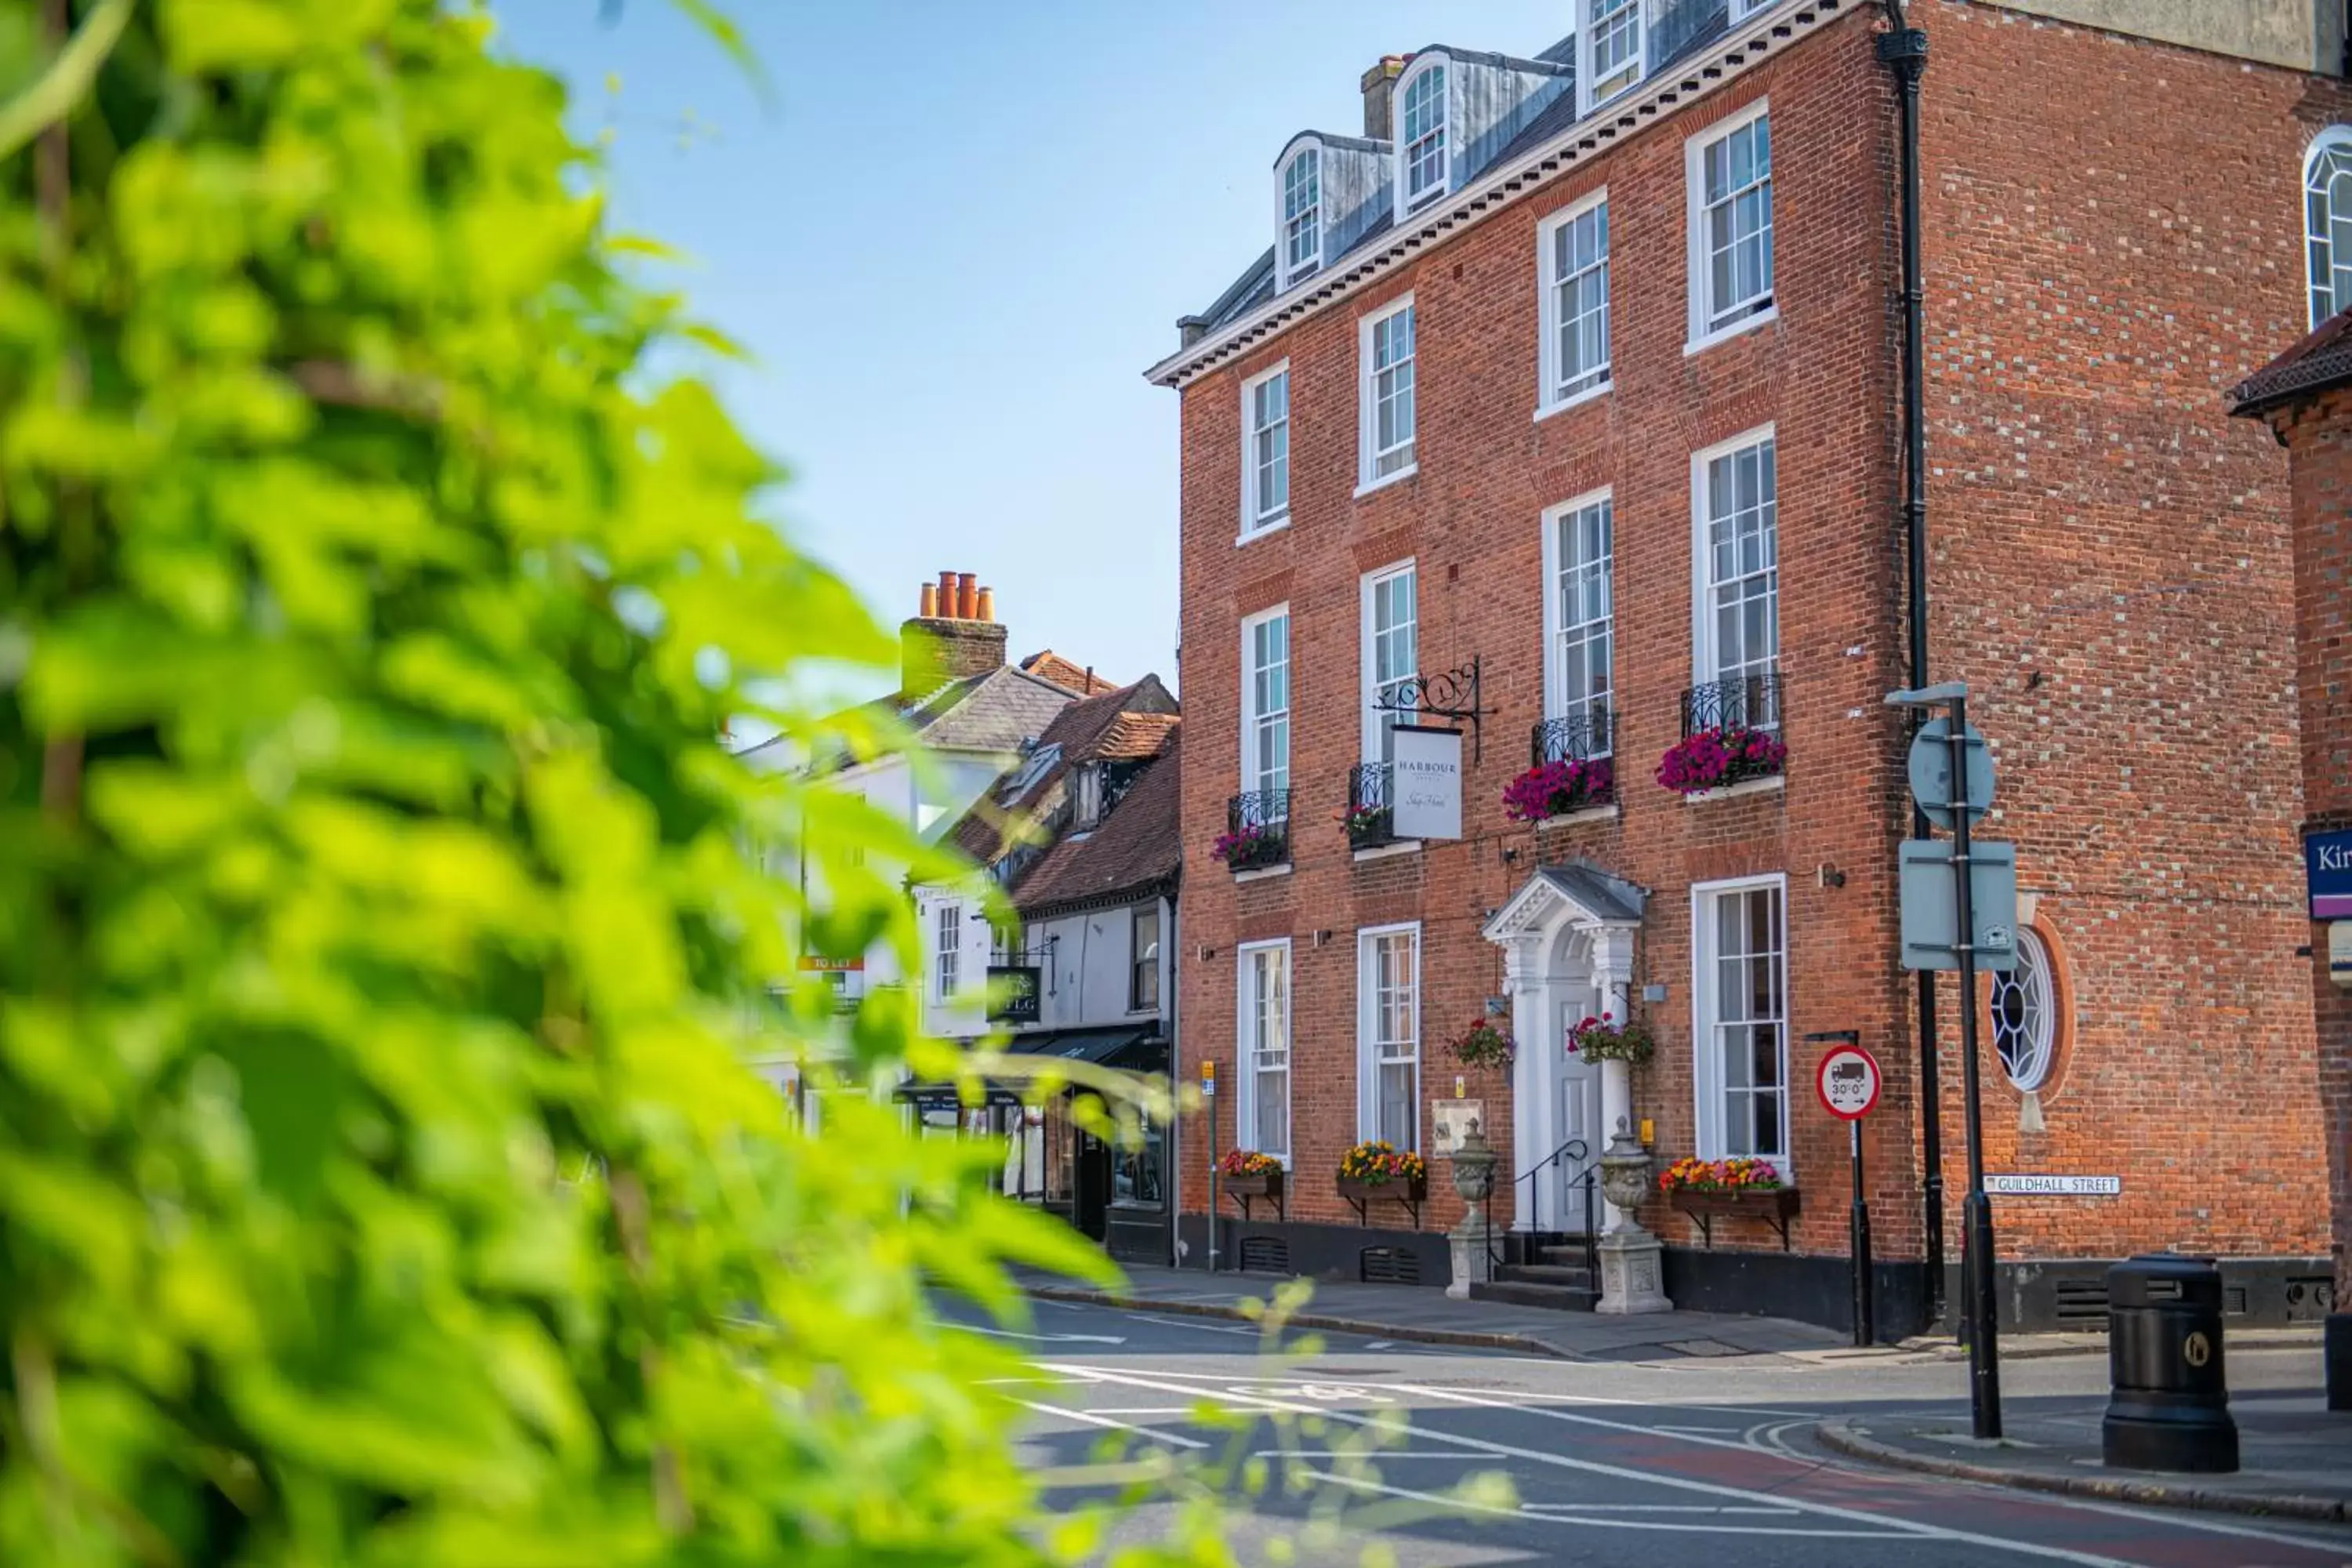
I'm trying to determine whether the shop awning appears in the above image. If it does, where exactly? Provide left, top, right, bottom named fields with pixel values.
left=894, top=1027, right=1165, bottom=1112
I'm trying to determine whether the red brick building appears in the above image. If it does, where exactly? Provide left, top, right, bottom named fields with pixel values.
left=2230, top=313, right=2352, bottom=1389
left=1150, top=0, right=2349, bottom=1334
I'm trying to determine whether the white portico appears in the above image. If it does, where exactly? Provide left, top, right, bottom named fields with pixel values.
left=1481, top=862, right=1647, bottom=1236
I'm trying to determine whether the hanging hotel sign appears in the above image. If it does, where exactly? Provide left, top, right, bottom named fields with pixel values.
left=1390, top=725, right=1464, bottom=841
left=2305, top=826, right=2352, bottom=920
left=1985, top=1174, right=2122, bottom=1196
left=987, top=964, right=1041, bottom=1024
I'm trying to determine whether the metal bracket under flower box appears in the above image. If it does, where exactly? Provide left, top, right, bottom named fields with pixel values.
left=1336, top=1174, right=1427, bottom=1229
left=1670, top=1186, right=1801, bottom=1252
left=1373, top=656, right=1490, bottom=763
left=1221, top=1171, right=1286, bottom=1223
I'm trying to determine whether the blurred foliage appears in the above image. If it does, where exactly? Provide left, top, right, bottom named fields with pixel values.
left=0, top=2, right=1247, bottom=1563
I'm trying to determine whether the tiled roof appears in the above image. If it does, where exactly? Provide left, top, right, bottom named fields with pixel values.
left=2229, top=308, right=2352, bottom=416
left=946, top=677, right=1179, bottom=868
left=782, top=662, right=1076, bottom=779
left=1175, top=0, right=1745, bottom=363
left=1012, top=737, right=1183, bottom=917
left=1020, top=649, right=1123, bottom=695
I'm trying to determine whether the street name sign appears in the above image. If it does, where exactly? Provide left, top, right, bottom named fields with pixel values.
left=1985, top=1174, right=2121, bottom=1196
left=2307, top=826, right=2352, bottom=920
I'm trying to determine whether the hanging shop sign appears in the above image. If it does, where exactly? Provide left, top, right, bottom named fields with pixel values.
left=2306, top=826, right=2352, bottom=920
left=1390, top=724, right=1464, bottom=841
left=987, top=964, right=1042, bottom=1024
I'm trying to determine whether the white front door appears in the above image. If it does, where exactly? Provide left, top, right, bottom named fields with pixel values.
left=1555, top=996, right=1604, bottom=1233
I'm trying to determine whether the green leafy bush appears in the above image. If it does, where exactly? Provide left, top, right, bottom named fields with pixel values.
left=0, top=4, right=1203, bottom=1563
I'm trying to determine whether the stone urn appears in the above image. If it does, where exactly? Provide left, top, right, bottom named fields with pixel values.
left=1444, top=1119, right=1498, bottom=1300
left=1598, top=1118, right=1654, bottom=1217
left=1449, top=1120, right=1497, bottom=1204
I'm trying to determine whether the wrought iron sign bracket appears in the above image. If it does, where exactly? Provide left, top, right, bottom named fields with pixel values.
left=1372, top=655, right=1491, bottom=762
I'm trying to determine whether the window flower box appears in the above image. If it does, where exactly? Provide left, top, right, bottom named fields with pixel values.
left=1503, top=755, right=1615, bottom=823
left=1217, top=1152, right=1287, bottom=1219
left=1656, top=724, right=1785, bottom=797
left=1661, top=1159, right=1799, bottom=1250
left=1336, top=1141, right=1428, bottom=1227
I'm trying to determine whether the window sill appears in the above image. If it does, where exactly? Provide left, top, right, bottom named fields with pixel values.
left=1232, top=863, right=1293, bottom=884
left=1534, top=803, right=1621, bottom=828
left=1352, top=840, right=1422, bottom=863
left=1680, top=774, right=1786, bottom=805
left=1534, top=380, right=1611, bottom=423
left=1236, top=514, right=1291, bottom=547
left=1354, top=463, right=1418, bottom=499
left=1684, top=304, right=1779, bottom=359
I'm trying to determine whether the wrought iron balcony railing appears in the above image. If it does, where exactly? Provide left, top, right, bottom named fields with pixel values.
left=1679, top=672, right=1783, bottom=737
left=1220, top=789, right=1291, bottom=872
left=1344, top=764, right=1396, bottom=851
left=1530, top=709, right=1616, bottom=766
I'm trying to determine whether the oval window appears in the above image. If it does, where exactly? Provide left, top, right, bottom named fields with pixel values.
left=1990, top=927, right=2057, bottom=1092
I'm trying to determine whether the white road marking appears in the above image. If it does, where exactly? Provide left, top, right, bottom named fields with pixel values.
left=1044, top=1363, right=2138, bottom=1566
left=1013, top=1399, right=1207, bottom=1450
left=1253, top=1449, right=1488, bottom=1460
left=1125, top=1312, right=1262, bottom=1337
left=1301, top=1469, right=1907, bottom=1538
left=1654, top=1424, right=1744, bottom=1436
left=960, top=1325, right=1128, bottom=1346
left=1519, top=1503, right=1804, bottom=1515
left=1365, top=1340, right=1396, bottom=1350
left=978, top=1374, right=1079, bottom=1386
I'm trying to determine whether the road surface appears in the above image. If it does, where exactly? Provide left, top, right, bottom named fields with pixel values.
left=967, top=1296, right=2351, bottom=1566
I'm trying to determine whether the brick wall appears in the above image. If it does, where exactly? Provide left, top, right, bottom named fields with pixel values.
left=1171, top=0, right=2343, bottom=1275
left=2262, top=385, right=2352, bottom=1301
left=1916, top=0, right=2343, bottom=1263
left=1179, top=7, right=1920, bottom=1257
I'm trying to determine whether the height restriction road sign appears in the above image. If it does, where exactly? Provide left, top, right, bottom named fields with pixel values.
left=1817, top=1043, right=1883, bottom=1120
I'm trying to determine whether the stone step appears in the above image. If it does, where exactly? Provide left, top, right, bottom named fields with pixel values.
left=1536, top=1243, right=1598, bottom=1268
left=1497, top=1262, right=1595, bottom=1289
left=1468, top=1278, right=1599, bottom=1312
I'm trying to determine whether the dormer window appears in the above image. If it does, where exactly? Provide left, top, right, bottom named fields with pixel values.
left=1583, top=0, right=1645, bottom=113
left=1280, top=148, right=1321, bottom=288
left=1075, top=764, right=1104, bottom=828
left=1399, top=61, right=1448, bottom=211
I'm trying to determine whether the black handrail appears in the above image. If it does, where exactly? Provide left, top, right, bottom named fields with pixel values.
left=1490, top=1136, right=1602, bottom=1286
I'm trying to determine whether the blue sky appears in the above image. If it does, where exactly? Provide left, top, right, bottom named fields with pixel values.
left=493, top=2, right=1571, bottom=695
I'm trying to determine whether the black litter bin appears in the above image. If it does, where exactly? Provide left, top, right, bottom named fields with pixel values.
left=2101, top=1254, right=2239, bottom=1474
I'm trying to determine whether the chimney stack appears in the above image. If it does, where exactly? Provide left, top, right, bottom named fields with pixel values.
left=1362, top=54, right=1406, bottom=141
left=901, top=568, right=1007, bottom=699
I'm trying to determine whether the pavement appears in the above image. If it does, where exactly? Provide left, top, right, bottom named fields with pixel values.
left=1820, top=1390, right=2352, bottom=1524
left=974, top=1292, right=2352, bottom=1566
left=1018, top=1262, right=1860, bottom=1364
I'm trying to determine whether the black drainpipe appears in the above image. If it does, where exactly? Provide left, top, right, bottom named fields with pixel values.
left=1876, top=2, right=1942, bottom=1332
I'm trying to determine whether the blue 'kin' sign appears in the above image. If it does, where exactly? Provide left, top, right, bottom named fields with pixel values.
left=2309, top=827, right=2352, bottom=920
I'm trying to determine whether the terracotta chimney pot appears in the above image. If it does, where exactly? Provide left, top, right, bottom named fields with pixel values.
left=938, top=570, right=959, bottom=618
left=976, top=586, right=996, bottom=622
left=957, top=572, right=978, bottom=619
left=920, top=582, right=938, bottom=618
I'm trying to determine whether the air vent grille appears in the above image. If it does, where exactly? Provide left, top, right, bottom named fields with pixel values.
left=1239, top=1236, right=1290, bottom=1275
left=2053, top=1277, right=2110, bottom=1327
left=1360, top=1247, right=1421, bottom=1286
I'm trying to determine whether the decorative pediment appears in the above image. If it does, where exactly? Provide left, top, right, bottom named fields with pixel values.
left=1480, top=861, right=1647, bottom=943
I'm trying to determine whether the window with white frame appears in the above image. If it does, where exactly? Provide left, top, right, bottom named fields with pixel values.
left=1694, top=878, right=1787, bottom=1161
left=933, top=901, right=961, bottom=1002
left=1541, top=194, right=1611, bottom=408
left=1243, top=365, right=1290, bottom=532
left=1131, top=903, right=1161, bottom=1014
left=1991, top=927, right=2059, bottom=1092
left=1584, top=0, right=1644, bottom=111
left=1363, top=563, right=1418, bottom=762
left=1399, top=62, right=1447, bottom=210
left=1242, top=608, right=1290, bottom=810
left=1689, top=104, right=1774, bottom=341
left=1360, top=299, right=1417, bottom=486
left=2307, top=127, right=2352, bottom=326
left=1238, top=941, right=1291, bottom=1161
left=1544, top=493, right=1613, bottom=753
left=1281, top=148, right=1321, bottom=287
left=1696, top=429, right=1778, bottom=707
left=1730, top=0, right=1773, bottom=20
left=1359, top=925, right=1421, bottom=1150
